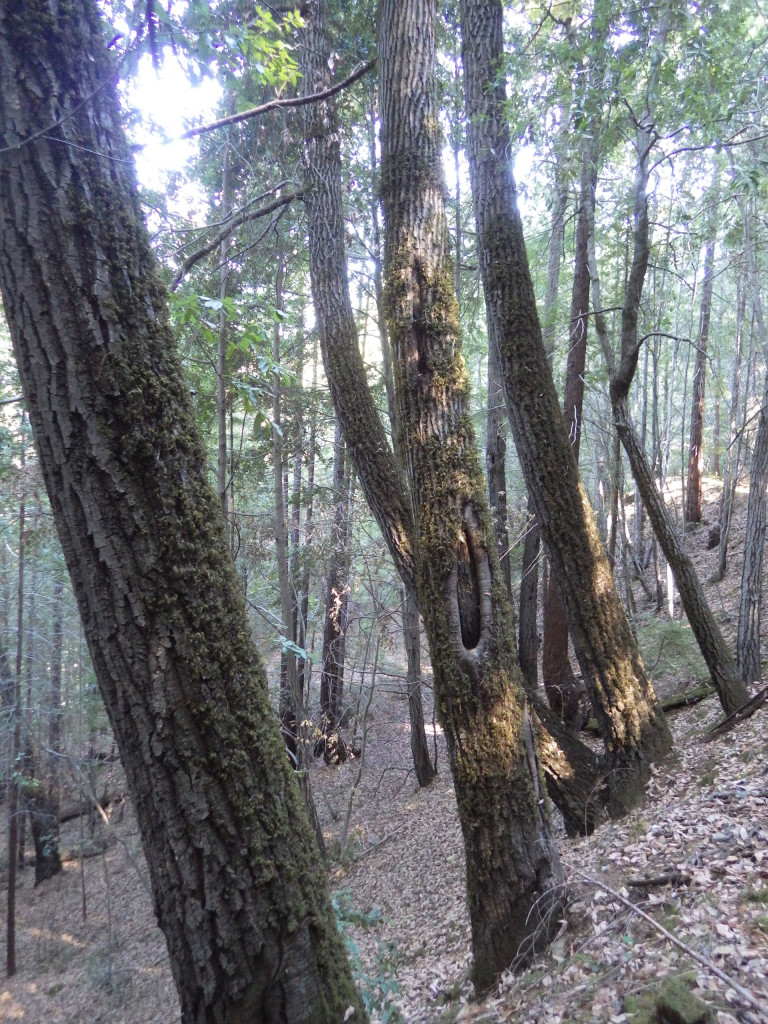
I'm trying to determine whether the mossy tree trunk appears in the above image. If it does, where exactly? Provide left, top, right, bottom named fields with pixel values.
left=459, top=0, right=672, bottom=817
left=379, top=0, right=565, bottom=990
left=301, top=0, right=435, bottom=784
left=0, top=4, right=364, bottom=1019
left=486, top=329, right=513, bottom=601
left=542, top=142, right=597, bottom=731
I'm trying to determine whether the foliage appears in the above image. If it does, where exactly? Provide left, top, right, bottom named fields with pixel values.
left=333, top=889, right=403, bottom=1024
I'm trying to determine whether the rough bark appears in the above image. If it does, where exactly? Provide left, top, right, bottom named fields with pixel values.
left=0, top=5, right=364, bottom=1018
left=517, top=136, right=568, bottom=692
left=542, top=143, right=596, bottom=731
left=380, top=0, right=565, bottom=988
left=460, top=0, right=671, bottom=818
left=299, top=2, right=416, bottom=597
left=367, top=68, right=435, bottom=786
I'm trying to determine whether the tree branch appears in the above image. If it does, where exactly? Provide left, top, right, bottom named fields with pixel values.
left=171, top=189, right=302, bottom=289
left=136, top=59, right=376, bottom=149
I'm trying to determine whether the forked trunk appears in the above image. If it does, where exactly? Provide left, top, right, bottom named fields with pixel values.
left=380, top=0, right=565, bottom=988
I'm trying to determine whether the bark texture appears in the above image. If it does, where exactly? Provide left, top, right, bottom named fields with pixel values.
left=460, top=0, right=671, bottom=816
left=380, top=0, right=565, bottom=989
left=0, top=5, right=364, bottom=1020
left=542, top=143, right=596, bottom=731
left=301, top=4, right=434, bottom=782
left=300, top=0, right=416, bottom=596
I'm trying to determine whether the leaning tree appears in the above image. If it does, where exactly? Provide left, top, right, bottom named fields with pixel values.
left=0, top=2, right=364, bottom=1019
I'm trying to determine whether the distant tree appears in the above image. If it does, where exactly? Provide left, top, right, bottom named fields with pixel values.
left=0, top=2, right=364, bottom=1018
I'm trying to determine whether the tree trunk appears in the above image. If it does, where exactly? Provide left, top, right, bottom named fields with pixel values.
left=272, top=258, right=300, bottom=758
left=737, top=190, right=768, bottom=687
left=517, top=501, right=540, bottom=691
left=588, top=35, right=748, bottom=717
left=6, top=486, right=24, bottom=976
left=685, top=232, right=716, bottom=525
left=299, top=6, right=416, bottom=598
left=216, top=122, right=232, bottom=538
left=380, top=0, right=565, bottom=988
left=402, top=588, right=437, bottom=786
left=542, top=142, right=596, bottom=730
left=319, top=422, right=352, bottom=757
left=0, top=5, right=364, bottom=1018
left=486, top=329, right=513, bottom=599
left=738, top=397, right=768, bottom=685
left=460, top=0, right=671, bottom=818
left=517, top=130, right=568, bottom=693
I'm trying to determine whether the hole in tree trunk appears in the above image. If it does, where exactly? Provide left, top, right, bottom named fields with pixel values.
left=456, top=532, right=481, bottom=650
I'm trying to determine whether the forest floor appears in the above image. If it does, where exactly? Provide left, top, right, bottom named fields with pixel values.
left=2, top=479, right=768, bottom=1024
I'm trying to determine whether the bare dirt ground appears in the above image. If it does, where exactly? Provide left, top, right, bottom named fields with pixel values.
left=2, top=480, right=767, bottom=1023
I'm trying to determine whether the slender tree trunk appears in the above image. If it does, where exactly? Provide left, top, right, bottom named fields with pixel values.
left=737, top=191, right=768, bottom=687
left=0, top=6, right=363, bottom=1017
left=28, top=572, right=65, bottom=885
left=402, top=588, right=436, bottom=786
left=715, top=280, right=746, bottom=580
left=460, top=0, right=671, bottom=819
left=685, top=230, right=716, bottom=524
left=738, top=397, right=768, bottom=685
left=6, top=487, right=24, bottom=977
left=319, top=423, right=352, bottom=757
left=299, top=8, right=416, bottom=597
left=297, top=348, right=318, bottom=698
left=517, top=509, right=540, bottom=691
left=273, top=259, right=299, bottom=757
left=590, top=48, right=748, bottom=716
left=380, top=0, right=565, bottom=988
left=486, top=330, right=513, bottom=599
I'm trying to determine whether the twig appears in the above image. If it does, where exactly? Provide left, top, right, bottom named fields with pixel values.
left=574, top=871, right=766, bottom=1013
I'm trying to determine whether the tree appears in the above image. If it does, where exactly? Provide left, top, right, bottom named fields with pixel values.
left=379, top=0, right=565, bottom=989
left=587, top=3, right=750, bottom=718
left=459, top=0, right=672, bottom=816
left=0, top=2, right=365, bottom=1019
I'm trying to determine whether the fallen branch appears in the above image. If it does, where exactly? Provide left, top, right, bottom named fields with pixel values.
left=626, top=870, right=691, bottom=889
left=574, top=870, right=765, bottom=1013
left=704, top=684, right=768, bottom=743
